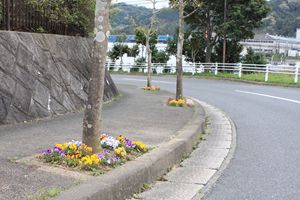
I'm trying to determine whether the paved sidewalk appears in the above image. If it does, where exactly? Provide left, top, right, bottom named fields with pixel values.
left=0, top=84, right=194, bottom=200
left=135, top=101, right=235, bottom=200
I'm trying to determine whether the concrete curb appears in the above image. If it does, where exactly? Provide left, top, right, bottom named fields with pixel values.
left=191, top=100, right=237, bottom=200
left=54, top=102, right=205, bottom=200
left=117, top=99, right=236, bottom=200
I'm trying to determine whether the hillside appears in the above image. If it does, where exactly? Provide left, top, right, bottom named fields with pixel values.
left=258, top=0, right=300, bottom=37
left=110, top=3, right=178, bottom=35
left=111, top=1, right=300, bottom=37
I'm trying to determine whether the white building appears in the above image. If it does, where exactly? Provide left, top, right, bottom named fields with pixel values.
left=240, top=29, right=300, bottom=58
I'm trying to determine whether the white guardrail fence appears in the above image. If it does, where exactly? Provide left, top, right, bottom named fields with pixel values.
left=106, top=62, right=300, bottom=83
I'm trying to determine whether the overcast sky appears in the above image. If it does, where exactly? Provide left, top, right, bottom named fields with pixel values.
left=113, top=0, right=169, bottom=9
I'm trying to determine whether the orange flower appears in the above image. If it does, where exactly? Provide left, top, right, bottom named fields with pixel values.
left=85, top=147, right=93, bottom=153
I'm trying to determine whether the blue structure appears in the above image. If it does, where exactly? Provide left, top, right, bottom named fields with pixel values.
left=108, top=35, right=173, bottom=44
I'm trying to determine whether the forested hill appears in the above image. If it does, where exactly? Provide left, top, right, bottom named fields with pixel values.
left=261, top=0, right=300, bottom=37
left=110, top=1, right=300, bottom=37
left=110, top=3, right=178, bottom=35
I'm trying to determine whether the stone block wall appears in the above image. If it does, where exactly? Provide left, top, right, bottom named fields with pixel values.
left=0, top=31, right=118, bottom=124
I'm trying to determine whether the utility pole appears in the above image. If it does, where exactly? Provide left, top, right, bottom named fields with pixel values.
left=222, top=0, right=227, bottom=64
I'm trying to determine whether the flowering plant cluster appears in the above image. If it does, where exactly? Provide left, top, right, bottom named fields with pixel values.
left=39, top=135, right=149, bottom=175
left=142, top=86, right=160, bottom=91
left=167, top=98, right=195, bottom=107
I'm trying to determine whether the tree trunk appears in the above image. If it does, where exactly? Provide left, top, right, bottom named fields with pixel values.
left=176, top=0, right=184, bottom=100
left=205, top=40, right=212, bottom=63
left=205, top=24, right=213, bottom=63
left=223, top=0, right=227, bottom=64
left=146, top=0, right=156, bottom=88
left=146, top=35, right=152, bottom=87
left=82, top=0, right=111, bottom=153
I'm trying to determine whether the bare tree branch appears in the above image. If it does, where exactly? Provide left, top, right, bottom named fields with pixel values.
left=184, top=8, right=199, bottom=19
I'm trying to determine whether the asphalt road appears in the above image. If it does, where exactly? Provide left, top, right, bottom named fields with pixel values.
left=112, top=75, right=300, bottom=200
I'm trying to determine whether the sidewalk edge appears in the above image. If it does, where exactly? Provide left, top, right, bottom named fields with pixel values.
left=54, top=101, right=205, bottom=200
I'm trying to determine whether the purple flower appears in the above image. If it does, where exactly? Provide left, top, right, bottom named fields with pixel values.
left=104, top=149, right=111, bottom=154
left=125, top=139, right=136, bottom=148
left=52, top=147, right=66, bottom=156
left=97, top=153, right=105, bottom=159
left=74, top=141, right=82, bottom=147
left=42, top=149, right=52, bottom=155
left=111, top=157, right=120, bottom=162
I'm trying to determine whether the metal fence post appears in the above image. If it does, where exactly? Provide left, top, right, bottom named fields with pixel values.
left=265, top=64, right=269, bottom=82
left=294, top=64, right=299, bottom=83
left=215, top=63, right=218, bottom=75
left=238, top=63, right=242, bottom=78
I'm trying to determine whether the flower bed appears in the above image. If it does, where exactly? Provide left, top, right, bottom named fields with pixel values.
left=142, top=86, right=160, bottom=91
left=167, top=98, right=195, bottom=107
left=39, top=134, right=148, bottom=175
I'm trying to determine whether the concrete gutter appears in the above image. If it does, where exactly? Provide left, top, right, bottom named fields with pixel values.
left=191, top=100, right=237, bottom=199
left=55, top=102, right=205, bottom=200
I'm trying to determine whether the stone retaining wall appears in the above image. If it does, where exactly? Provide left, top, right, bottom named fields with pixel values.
left=0, top=31, right=118, bottom=124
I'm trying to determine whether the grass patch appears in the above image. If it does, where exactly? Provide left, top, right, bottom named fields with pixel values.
left=29, top=187, right=60, bottom=200
left=193, top=72, right=299, bottom=86
left=47, top=187, right=60, bottom=197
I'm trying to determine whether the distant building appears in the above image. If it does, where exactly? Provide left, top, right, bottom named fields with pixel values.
left=108, top=35, right=173, bottom=44
left=240, top=29, right=300, bottom=58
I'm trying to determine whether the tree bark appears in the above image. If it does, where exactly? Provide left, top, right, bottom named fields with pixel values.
left=146, top=0, right=156, bottom=88
left=223, top=0, right=227, bottom=64
left=176, top=0, right=184, bottom=100
left=146, top=35, right=152, bottom=87
left=205, top=38, right=212, bottom=63
left=82, top=0, right=111, bottom=153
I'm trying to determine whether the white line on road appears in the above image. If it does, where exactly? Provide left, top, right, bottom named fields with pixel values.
left=235, top=90, right=300, bottom=104
left=122, top=78, right=174, bottom=84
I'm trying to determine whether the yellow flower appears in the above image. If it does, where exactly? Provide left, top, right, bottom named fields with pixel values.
left=169, top=100, right=177, bottom=106
left=81, top=155, right=100, bottom=166
left=81, top=156, right=93, bottom=165
left=177, top=99, right=186, bottom=106
left=151, top=86, right=160, bottom=91
left=69, top=143, right=77, bottom=150
left=114, top=147, right=127, bottom=157
left=85, top=159, right=93, bottom=165
left=117, top=134, right=125, bottom=141
left=91, top=154, right=101, bottom=164
left=121, top=152, right=126, bottom=157
left=133, top=141, right=148, bottom=152
left=63, top=143, right=69, bottom=149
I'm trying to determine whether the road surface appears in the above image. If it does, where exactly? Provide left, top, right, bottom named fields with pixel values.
left=112, top=75, right=300, bottom=200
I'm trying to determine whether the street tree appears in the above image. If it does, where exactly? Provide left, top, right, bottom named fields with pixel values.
left=185, top=0, right=269, bottom=62
left=214, top=39, right=243, bottom=63
left=108, top=43, right=130, bottom=62
left=134, top=27, right=158, bottom=52
left=134, top=0, right=158, bottom=87
left=152, top=48, right=170, bottom=63
left=170, top=0, right=202, bottom=100
left=166, top=30, right=206, bottom=63
left=82, top=0, right=111, bottom=153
